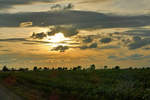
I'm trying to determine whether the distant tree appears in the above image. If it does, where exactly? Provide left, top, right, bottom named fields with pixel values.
left=38, top=67, right=42, bottom=71
left=11, top=68, right=16, bottom=71
left=104, top=66, right=108, bottom=69
left=33, top=66, right=38, bottom=71
left=77, top=66, right=82, bottom=70
left=63, top=67, right=67, bottom=70
left=146, top=67, right=150, bottom=70
left=24, top=68, right=29, bottom=71
left=44, top=67, right=49, bottom=71
left=2, top=65, right=9, bottom=72
left=52, top=68, right=55, bottom=70
left=114, top=66, right=120, bottom=70
left=129, top=67, right=133, bottom=70
left=90, top=64, right=96, bottom=70
left=18, top=68, right=24, bottom=71
left=58, top=67, right=63, bottom=71
left=73, top=67, right=77, bottom=71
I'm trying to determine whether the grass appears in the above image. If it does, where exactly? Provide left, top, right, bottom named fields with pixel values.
left=0, top=68, right=150, bottom=100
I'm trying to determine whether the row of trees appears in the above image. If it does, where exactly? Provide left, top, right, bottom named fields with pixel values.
left=1, top=64, right=96, bottom=72
left=1, top=64, right=123, bottom=72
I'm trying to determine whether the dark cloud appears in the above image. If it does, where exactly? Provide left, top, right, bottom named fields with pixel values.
left=108, top=54, right=150, bottom=61
left=31, top=32, right=47, bottom=39
left=108, top=55, right=118, bottom=59
left=120, top=54, right=144, bottom=60
left=1, top=10, right=150, bottom=30
left=0, top=38, right=28, bottom=42
left=143, top=47, right=150, bottom=50
left=124, top=29, right=150, bottom=37
left=22, top=42, right=38, bottom=45
left=119, top=54, right=150, bottom=61
left=0, top=38, right=51, bottom=45
left=0, top=0, right=54, bottom=10
left=128, top=38, right=150, bottom=49
left=0, top=50, right=10, bottom=52
left=100, top=37, right=112, bottom=43
left=80, top=43, right=98, bottom=49
left=80, top=45, right=89, bottom=50
left=51, top=3, right=73, bottom=10
left=82, top=36, right=93, bottom=43
left=133, top=36, right=141, bottom=42
left=89, top=43, right=98, bottom=48
left=51, top=45, right=69, bottom=52
left=122, top=38, right=131, bottom=45
left=100, top=45, right=120, bottom=49
left=48, top=26, right=78, bottom=37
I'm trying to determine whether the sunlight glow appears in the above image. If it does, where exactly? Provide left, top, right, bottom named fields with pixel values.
left=47, top=32, right=70, bottom=43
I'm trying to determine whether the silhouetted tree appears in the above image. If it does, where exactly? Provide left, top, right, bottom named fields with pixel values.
left=77, top=66, right=82, bottom=70
left=33, top=66, right=38, bottom=71
left=63, top=67, right=67, bottom=70
left=104, top=66, right=108, bottom=69
left=58, top=67, right=63, bottom=71
left=11, top=68, right=16, bottom=71
left=2, top=65, right=9, bottom=72
left=52, top=68, right=55, bottom=70
left=129, top=67, right=133, bottom=70
left=90, top=64, right=95, bottom=70
left=73, top=67, right=77, bottom=71
left=38, top=67, right=42, bottom=71
left=114, top=66, right=120, bottom=70
left=44, top=67, right=49, bottom=71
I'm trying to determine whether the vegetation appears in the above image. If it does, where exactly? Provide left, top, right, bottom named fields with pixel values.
left=0, top=65, right=150, bottom=100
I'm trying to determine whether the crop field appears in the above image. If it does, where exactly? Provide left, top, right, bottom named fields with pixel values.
left=0, top=68, right=150, bottom=100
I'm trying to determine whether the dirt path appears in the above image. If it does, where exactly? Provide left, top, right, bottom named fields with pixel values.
left=0, top=85, right=22, bottom=100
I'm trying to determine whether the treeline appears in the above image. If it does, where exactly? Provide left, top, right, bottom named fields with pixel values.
left=1, top=64, right=95, bottom=72
left=1, top=64, right=150, bottom=72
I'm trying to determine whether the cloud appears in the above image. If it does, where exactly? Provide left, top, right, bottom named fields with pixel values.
left=80, top=43, right=98, bottom=49
left=89, top=43, right=98, bottom=48
left=51, top=3, right=73, bottom=10
left=51, top=45, right=69, bottom=52
left=31, top=32, right=47, bottom=39
left=0, top=38, right=51, bottom=45
left=108, top=54, right=150, bottom=61
left=128, top=38, right=150, bottom=49
left=48, top=25, right=79, bottom=37
left=124, top=29, right=150, bottom=36
left=100, top=37, right=112, bottom=43
left=0, top=0, right=54, bottom=10
left=108, top=55, right=118, bottom=59
left=82, top=36, right=93, bottom=43
left=143, top=47, right=150, bottom=50
left=100, top=45, right=120, bottom=49
left=0, top=50, right=10, bottom=52
left=1, top=10, right=150, bottom=29
left=0, top=38, right=28, bottom=42
left=132, top=36, right=142, bottom=42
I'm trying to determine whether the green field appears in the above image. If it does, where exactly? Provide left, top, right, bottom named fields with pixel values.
left=0, top=68, right=150, bottom=100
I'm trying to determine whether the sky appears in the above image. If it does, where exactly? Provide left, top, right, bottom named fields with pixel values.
left=1, top=0, right=150, bottom=69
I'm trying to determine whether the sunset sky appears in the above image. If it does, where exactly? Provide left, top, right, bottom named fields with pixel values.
left=1, top=0, right=150, bottom=69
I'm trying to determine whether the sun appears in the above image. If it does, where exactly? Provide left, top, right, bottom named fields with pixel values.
left=47, top=32, right=70, bottom=43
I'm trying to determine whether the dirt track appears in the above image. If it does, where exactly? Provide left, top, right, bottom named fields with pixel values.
left=0, top=85, right=22, bottom=100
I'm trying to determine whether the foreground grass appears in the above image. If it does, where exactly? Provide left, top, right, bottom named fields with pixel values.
left=0, top=69, right=150, bottom=100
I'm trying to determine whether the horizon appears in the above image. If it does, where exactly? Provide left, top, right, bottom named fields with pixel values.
left=1, top=0, right=150, bottom=68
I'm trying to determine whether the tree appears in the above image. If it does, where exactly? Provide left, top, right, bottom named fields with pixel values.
left=2, top=65, right=9, bottom=72
left=33, top=66, right=38, bottom=71
left=114, top=66, right=120, bottom=70
left=77, top=66, right=82, bottom=70
left=104, top=66, right=108, bottom=69
left=90, top=64, right=95, bottom=70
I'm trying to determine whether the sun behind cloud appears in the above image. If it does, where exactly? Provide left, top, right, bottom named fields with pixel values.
left=47, top=32, right=71, bottom=43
